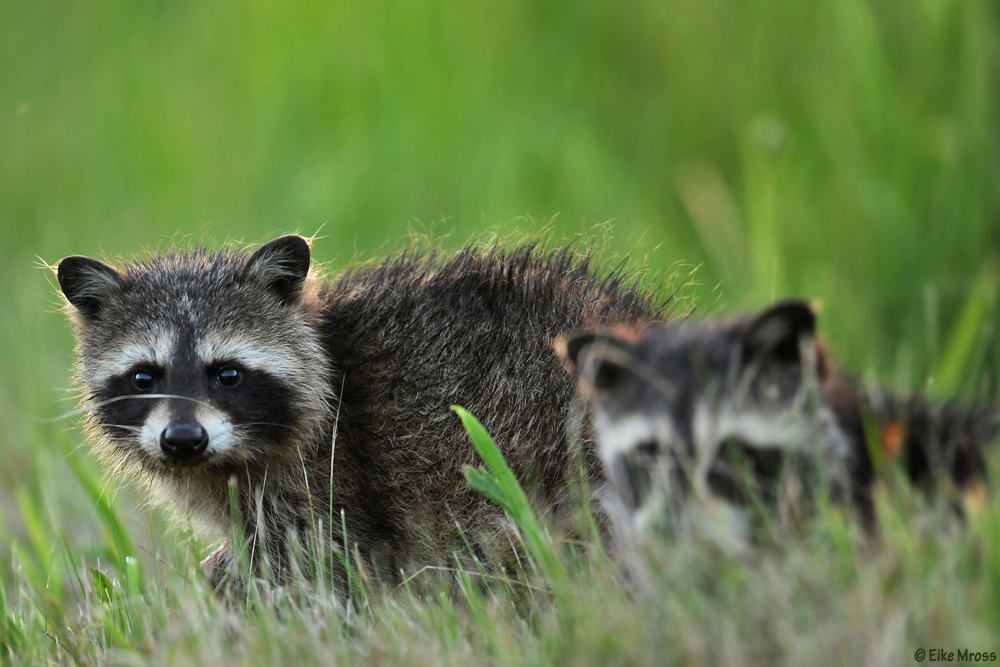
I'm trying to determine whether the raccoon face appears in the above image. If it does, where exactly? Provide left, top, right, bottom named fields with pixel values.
left=563, top=301, right=836, bottom=516
left=58, top=236, right=332, bottom=476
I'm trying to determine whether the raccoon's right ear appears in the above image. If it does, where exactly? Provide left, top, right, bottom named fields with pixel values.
left=561, top=330, right=637, bottom=393
left=742, top=299, right=817, bottom=367
left=57, top=256, right=127, bottom=322
left=245, top=235, right=312, bottom=305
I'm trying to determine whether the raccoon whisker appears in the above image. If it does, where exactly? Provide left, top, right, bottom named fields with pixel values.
left=42, top=394, right=217, bottom=422
left=101, top=423, right=144, bottom=433
left=233, top=422, right=299, bottom=431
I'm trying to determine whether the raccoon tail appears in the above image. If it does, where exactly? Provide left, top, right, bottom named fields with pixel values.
left=869, top=390, right=999, bottom=491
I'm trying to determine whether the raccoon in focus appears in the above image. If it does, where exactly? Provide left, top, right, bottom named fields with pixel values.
left=56, top=235, right=664, bottom=588
left=559, top=300, right=998, bottom=537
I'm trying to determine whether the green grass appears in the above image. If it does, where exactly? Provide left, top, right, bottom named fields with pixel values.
left=1, top=0, right=999, bottom=663
left=1, top=404, right=998, bottom=665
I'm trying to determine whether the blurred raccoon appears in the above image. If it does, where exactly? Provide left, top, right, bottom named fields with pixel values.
left=56, top=235, right=663, bottom=589
left=558, top=300, right=998, bottom=539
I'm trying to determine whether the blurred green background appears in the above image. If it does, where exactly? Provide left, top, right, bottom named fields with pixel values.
left=0, top=0, right=998, bottom=542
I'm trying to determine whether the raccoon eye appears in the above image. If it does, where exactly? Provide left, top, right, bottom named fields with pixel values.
left=634, top=439, right=659, bottom=458
left=132, top=372, right=155, bottom=391
left=216, top=368, right=242, bottom=388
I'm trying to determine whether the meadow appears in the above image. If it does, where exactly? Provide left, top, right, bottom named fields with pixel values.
left=0, top=0, right=998, bottom=663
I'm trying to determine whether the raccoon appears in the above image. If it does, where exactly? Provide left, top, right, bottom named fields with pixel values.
left=558, top=300, right=998, bottom=536
left=56, top=235, right=663, bottom=587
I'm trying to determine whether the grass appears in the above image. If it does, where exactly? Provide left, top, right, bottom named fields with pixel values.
left=0, top=402, right=998, bottom=665
left=1, top=0, right=999, bottom=663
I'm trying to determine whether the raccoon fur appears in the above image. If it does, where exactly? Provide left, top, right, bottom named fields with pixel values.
left=56, top=235, right=663, bottom=588
left=559, top=300, right=999, bottom=537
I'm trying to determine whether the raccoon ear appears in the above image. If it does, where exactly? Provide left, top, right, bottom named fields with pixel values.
left=563, top=330, right=637, bottom=392
left=245, top=235, right=311, bottom=305
left=742, top=299, right=816, bottom=366
left=563, top=331, right=600, bottom=371
left=57, top=256, right=127, bottom=322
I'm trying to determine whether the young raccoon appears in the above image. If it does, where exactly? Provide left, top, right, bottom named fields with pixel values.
left=56, top=235, right=662, bottom=587
left=559, top=300, right=998, bottom=535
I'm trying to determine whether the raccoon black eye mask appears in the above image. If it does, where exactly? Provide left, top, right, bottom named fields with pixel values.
left=57, top=235, right=665, bottom=589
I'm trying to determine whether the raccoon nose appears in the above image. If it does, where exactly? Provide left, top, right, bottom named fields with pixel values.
left=160, top=423, right=209, bottom=461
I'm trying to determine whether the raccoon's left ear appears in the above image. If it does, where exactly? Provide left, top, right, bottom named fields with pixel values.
left=245, top=235, right=312, bottom=305
left=57, top=256, right=127, bottom=322
left=560, top=330, right=638, bottom=393
left=742, top=299, right=816, bottom=367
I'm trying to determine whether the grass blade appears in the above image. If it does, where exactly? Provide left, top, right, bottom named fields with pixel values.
left=453, top=406, right=568, bottom=587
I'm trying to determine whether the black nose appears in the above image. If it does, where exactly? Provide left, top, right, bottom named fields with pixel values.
left=160, top=423, right=209, bottom=461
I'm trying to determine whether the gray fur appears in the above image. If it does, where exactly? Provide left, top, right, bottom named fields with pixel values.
left=58, top=236, right=664, bottom=588
left=562, top=300, right=999, bottom=536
